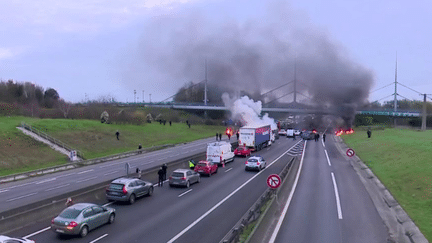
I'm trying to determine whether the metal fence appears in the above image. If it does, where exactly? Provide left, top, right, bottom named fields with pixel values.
left=20, top=122, right=84, bottom=159
left=221, top=157, right=296, bottom=243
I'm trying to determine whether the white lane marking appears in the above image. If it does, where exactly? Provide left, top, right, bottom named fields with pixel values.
left=6, top=192, right=38, bottom=202
left=89, top=233, right=109, bottom=243
left=322, top=139, right=325, bottom=147
left=78, top=169, right=94, bottom=174
left=56, top=172, right=76, bottom=178
left=103, top=170, right=119, bottom=176
left=76, top=176, right=98, bottom=183
left=225, top=168, right=233, bottom=172
left=140, top=161, right=155, bottom=166
left=0, top=189, right=9, bottom=193
left=178, top=189, right=193, bottom=197
left=331, top=172, right=343, bottom=219
left=153, top=179, right=169, bottom=187
left=99, top=163, right=119, bottom=168
left=103, top=202, right=114, bottom=207
left=167, top=140, right=303, bottom=243
left=269, top=140, right=308, bottom=243
left=23, top=226, right=51, bottom=239
left=6, top=182, right=33, bottom=189
left=324, top=150, right=332, bottom=166
left=45, top=184, right=70, bottom=191
left=36, top=178, right=56, bottom=184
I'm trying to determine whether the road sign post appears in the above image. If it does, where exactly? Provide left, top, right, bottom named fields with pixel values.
left=346, top=148, right=355, bottom=157
left=125, top=162, right=130, bottom=176
left=267, top=174, right=281, bottom=189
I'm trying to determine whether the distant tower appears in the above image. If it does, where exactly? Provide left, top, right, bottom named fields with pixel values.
left=394, top=53, right=398, bottom=112
left=204, top=59, right=208, bottom=106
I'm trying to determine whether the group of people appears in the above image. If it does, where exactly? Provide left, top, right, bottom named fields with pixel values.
left=215, top=133, right=222, bottom=141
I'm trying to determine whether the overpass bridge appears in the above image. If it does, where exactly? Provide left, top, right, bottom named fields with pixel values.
left=123, top=102, right=421, bottom=117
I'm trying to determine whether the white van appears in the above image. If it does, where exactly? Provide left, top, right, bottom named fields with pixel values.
left=286, top=129, right=294, bottom=137
left=206, top=141, right=235, bottom=165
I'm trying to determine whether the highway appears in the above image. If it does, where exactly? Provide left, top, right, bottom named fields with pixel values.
left=0, top=137, right=225, bottom=213
left=8, top=136, right=301, bottom=242
left=271, top=136, right=388, bottom=243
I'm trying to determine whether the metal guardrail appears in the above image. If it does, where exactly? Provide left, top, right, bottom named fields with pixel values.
left=20, top=122, right=84, bottom=159
left=0, top=143, right=174, bottom=184
left=221, top=157, right=296, bottom=243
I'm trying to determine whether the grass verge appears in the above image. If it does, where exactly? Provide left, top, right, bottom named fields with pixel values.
left=341, top=128, right=432, bottom=241
left=0, top=116, right=225, bottom=176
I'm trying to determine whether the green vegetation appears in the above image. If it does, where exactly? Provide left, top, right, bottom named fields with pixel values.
left=0, top=116, right=225, bottom=176
left=342, top=128, right=432, bottom=241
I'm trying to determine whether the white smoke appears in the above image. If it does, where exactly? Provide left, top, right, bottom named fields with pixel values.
left=222, top=93, right=277, bottom=130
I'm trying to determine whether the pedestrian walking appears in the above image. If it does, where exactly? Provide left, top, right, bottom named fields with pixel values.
left=136, top=167, right=141, bottom=179
left=162, top=163, right=167, bottom=180
left=158, top=167, right=164, bottom=187
left=169, top=121, right=172, bottom=126
left=188, top=123, right=191, bottom=128
left=65, top=197, right=74, bottom=207
left=115, top=130, right=120, bottom=140
left=314, top=133, right=318, bottom=142
left=227, top=133, right=231, bottom=140
left=236, top=131, right=239, bottom=140
left=138, top=144, right=142, bottom=154
left=323, top=133, right=326, bottom=142
left=219, top=133, right=222, bottom=141
left=216, top=133, right=219, bottom=141
left=367, top=129, right=372, bottom=138
left=188, top=159, right=195, bottom=170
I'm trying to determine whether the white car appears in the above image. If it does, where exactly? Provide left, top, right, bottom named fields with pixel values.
left=245, top=156, right=266, bottom=171
left=278, top=129, right=287, bottom=136
left=0, top=235, right=35, bottom=243
left=294, top=130, right=301, bottom=136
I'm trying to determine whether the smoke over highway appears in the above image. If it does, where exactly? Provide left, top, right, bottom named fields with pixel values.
left=128, top=0, right=375, bottom=125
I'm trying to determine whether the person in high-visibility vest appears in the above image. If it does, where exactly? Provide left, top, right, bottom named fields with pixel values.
left=189, top=160, right=195, bottom=169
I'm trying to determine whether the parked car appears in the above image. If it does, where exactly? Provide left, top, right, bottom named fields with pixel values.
left=106, top=177, right=154, bottom=204
left=301, top=130, right=314, bottom=140
left=0, top=235, right=35, bottom=243
left=294, top=130, right=301, bottom=136
left=234, top=146, right=251, bottom=157
left=51, top=203, right=115, bottom=238
left=278, top=129, right=287, bottom=136
left=169, top=169, right=200, bottom=188
left=245, top=156, right=266, bottom=171
left=194, top=160, right=218, bottom=176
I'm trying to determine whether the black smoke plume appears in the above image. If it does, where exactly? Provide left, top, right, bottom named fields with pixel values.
left=126, top=0, right=374, bottom=127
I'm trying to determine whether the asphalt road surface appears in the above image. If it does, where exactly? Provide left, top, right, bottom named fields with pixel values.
left=9, top=137, right=301, bottom=242
left=272, top=136, right=388, bottom=243
left=0, top=136, right=230, bottom=213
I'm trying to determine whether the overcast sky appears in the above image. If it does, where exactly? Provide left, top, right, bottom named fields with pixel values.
left=1, top=0, right=431, bottom=105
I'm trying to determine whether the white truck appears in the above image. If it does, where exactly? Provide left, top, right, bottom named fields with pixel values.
left=238, top=124, right=272, bottom=151
left=206, top=141, right=235, bottom=165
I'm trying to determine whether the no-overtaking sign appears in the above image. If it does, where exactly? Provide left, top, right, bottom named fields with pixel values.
left=346, top=148, right=355, bottom=157
left=267, top=174, right=281, bottom=189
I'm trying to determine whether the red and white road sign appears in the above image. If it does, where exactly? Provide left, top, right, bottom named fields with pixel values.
left=267, top=174, right=281, bottom=189
left=346, top=148, right=355, bottom=157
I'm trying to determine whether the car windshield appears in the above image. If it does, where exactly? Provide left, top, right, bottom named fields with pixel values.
left=59, top=208, right=82, bottom=219
left=237, top=147, right=244, bottom=151
left=108, top=183, right=124, bottom=190
left=248, top=159, right=258, bottom=162
left=197, top=162, right=208, bottom=166
left=172, top=172, right=184, bottom=177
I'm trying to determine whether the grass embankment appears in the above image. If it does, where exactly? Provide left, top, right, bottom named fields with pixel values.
left=341, top=128, right=432, bottom=241
left=0, top=116, right=225, bottom=176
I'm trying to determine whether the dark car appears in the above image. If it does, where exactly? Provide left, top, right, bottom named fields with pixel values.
left=106, top=177, right=154, bottom=204
left=301, top=130, right=314, bottom=140
left=194, top=160, right=218, bottom=176
left=234, top=146, right=251, bottom=157
left=51, top=203, right=115, bottom=238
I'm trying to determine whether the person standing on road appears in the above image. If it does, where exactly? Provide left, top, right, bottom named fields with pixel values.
left=136, top=167, right=141, bottom=179
left=158, top=167, right=164, bottom=187
left=216, top=133, right=219, bottom=141
left=236, top=131, right=239, bottom=140
left=162, top=163, right=168, bottom=180
left=323, top=133, right=326, bottom=142
left=189, top=159, right=195, bottom=170
left=219, top=133, right=222, bottom=141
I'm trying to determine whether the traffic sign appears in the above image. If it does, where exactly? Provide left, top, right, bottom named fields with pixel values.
left=346, top=148, right=355, bottom=157
left=267, top=174, right=281, bottom=189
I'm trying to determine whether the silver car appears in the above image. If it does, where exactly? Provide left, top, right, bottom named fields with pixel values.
left=51, top=203, right=115, bottom=238
left=106, top=177, right=154, bottom=204
left=169, top=169, right=200, bottom=188
left=245, top=156, right=266, bottom=171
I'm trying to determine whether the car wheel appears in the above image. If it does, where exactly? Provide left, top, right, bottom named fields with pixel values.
left=129, top=194, right=136, bottom=204
left=197, top=176, right=201, bottom=183
left=245, top=167, right=248, bottom=171
left=186, top=181, right=190, bottom=188
left=80, top=225, right=89, bottom=238
left=208, top=171, right=211, bottom=177
left=148, top=187, right=154, bottom=196
left=108, top=213, right=115, bottom=224
left=215, top=168, right=218, bottom=173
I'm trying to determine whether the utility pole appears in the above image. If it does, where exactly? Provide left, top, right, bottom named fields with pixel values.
left=394, top=53, right=398, bottom=127
left=421, top=94, right=430, bottom=131
left=149, top=94, right=151, bottom=103
left=294, top=56, right=297, bottom=104
left=142, top=90, right=144, bottom=103
left=204, top=59, right=208, bottom=106
left=134, top=90, right=136, bottom=103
